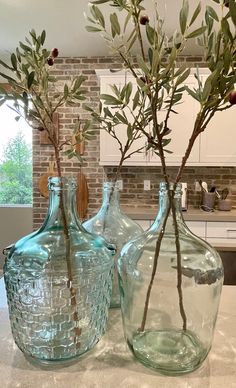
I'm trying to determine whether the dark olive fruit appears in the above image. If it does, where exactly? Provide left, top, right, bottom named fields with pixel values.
left=223, top=0, right=235, bottom=7
left=139, top=76, right=152, bottom=85
left=140, top=76, right=146, bottom=83
left=47, top=57, right=54, bottom=66
left=139, top=15, right=149, bottom=25
left=229, top=91, right=236, bottom=105
left=51, top=48, right=59, bottom=58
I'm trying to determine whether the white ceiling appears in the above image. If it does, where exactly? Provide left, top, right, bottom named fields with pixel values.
left=0, top=0, right=221, bottom=61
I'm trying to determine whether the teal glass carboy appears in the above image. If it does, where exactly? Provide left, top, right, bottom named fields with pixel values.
left=118, top=182, right=224, bottom=375
left=84, top=181, right=143, bottom=308
left=4, top=177, right=113, bottom=364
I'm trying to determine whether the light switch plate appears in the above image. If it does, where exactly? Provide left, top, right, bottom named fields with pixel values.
left=144, top=180, right=150, bottom=191
left=116, top=180, right=123, bottom=190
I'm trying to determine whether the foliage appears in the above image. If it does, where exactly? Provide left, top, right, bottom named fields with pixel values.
left=86, top=0, right=236, bottom=177
left=0, top=131, right=32, bottom=204
left=0, top=30, right=94, bottom=171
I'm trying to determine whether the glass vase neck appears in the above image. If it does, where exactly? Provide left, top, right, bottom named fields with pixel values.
left=101, top=181, right=120, bottom=208
left=153, top=182, right=184, bottom=227
left=42, top=176, right=80, bottom=231
left=159, top=182, right=182, bottom=207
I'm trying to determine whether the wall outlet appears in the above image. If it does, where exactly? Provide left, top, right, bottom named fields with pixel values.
left=144, top=180, right=151, bottom=191
left=195, top=181, right=201, bottom=192
left=116, top=180, right=123, bottom=191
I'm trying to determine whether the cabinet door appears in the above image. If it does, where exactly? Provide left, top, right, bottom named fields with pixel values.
left=200, top=101, right=236, bottom=165
left=99, top=75, right=148, bottom=166
left=149, top=75, right=200, bottom=165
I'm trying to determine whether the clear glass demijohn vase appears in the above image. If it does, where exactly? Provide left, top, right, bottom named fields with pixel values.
left=3, top=177, right=113, bottom=365
left=83, top=181, right=143, bottom=308
left=118, top=182, right=224, bottom=375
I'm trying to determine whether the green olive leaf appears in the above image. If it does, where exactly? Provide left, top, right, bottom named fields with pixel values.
left=11, top=53, right=17, bottom=70
left=189, top=2, right=201, bottom=26
left=110, top=13, right=121, bottom=37
left=229, top=0, right=236, bottom=26
left=40, top=30, right=46, bottom=45
left=206, top=6, right=219, bottom=21
left=27, top=71, right=35, bottom=89
left=100, top=93, right=122, bottom=105
left=127, top=123, right=133, bottom=140
left=0, top=59, right=14, bottom=71
left=85, top=25, right=103, bottom=32
left=132, top=90, right=140, bottom=111
left=176, top=68, right=191, bottom=86
left=186, top=26, right=207, bottom=39
left=179, top=0, right=189, bottom=35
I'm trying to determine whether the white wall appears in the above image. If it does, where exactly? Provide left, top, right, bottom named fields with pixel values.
left=0, top=206, right=33, bottom=268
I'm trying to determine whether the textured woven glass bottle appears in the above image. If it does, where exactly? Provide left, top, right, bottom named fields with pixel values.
left=118, top=182, right=224, bottom=375
left=4, top=177, right=113, bottom=365
left=83, top=181, right=143, bottom=308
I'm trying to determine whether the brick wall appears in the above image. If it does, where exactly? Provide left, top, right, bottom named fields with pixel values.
left=33, top=56, right=236, bottom=229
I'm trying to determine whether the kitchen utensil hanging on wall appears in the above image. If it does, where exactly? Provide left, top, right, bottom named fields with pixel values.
left=38, top=160, right=57, bottom=198
left=72, top=124, right=85, bottom=155
left=76, top=169, right=89, bottom=220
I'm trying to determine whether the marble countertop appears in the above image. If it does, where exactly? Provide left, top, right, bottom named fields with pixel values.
left=0, top=279, right=236, bottom=388
left=122, top=207, right=236, bottom=222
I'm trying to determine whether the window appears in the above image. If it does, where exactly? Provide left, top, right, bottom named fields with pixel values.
left=0, top=99, right=32, bottom=205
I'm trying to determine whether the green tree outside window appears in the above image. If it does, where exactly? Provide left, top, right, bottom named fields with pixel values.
left=0, top=130, right=32, bottom=205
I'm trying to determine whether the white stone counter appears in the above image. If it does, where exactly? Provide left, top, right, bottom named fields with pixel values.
left=0, top=279, right=236, bottom=388
left=122, top=207, right=236, bottom=222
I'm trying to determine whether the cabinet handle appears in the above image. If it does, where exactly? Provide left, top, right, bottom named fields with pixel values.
left=226, top=229, right=236, bottom=232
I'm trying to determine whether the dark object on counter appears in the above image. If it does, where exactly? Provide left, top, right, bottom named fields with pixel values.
left=218, top=199, right=232, bottom=211
left=201, top=191, right=216, bottom=212
left=221, top=187, right=229, bottom=200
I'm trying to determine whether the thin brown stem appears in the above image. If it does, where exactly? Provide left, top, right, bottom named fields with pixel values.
left=139, top=202, right=171, bottom=331
left=169, top=190, right=187, bottom=331
left=114, top=153, right=125, bottom=184
left=119, top=52, right=138, bottom=79
left=53, top=134, right=81, bottom=346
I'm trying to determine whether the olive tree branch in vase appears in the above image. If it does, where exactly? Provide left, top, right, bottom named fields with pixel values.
left=86, top=0, right=235, bottom=333
left=87, top=0, right=236, bottom=331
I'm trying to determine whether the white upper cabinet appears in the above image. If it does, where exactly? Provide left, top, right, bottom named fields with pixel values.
left=96, top=69, right=236, bottom=166
left=200, top=106, right=236, bottom=165
left=199, top=73, right=236, bottom=165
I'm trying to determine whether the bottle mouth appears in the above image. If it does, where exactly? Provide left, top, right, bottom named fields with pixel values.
left=159, top=182, right=183, bottom=196
left=48, top=176, right=77, bottom=191
left=103, top=181, right=120, bottom=191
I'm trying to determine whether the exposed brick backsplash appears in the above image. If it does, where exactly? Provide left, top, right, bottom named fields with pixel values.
left=33, top=56, right=236, bottom=230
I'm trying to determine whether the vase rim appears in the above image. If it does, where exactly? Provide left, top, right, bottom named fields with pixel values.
left=160, top=182, right=182, bottom=190
left=48, top=176, right=77, bottom=191
left=103, top=181, right=120, bottom=190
